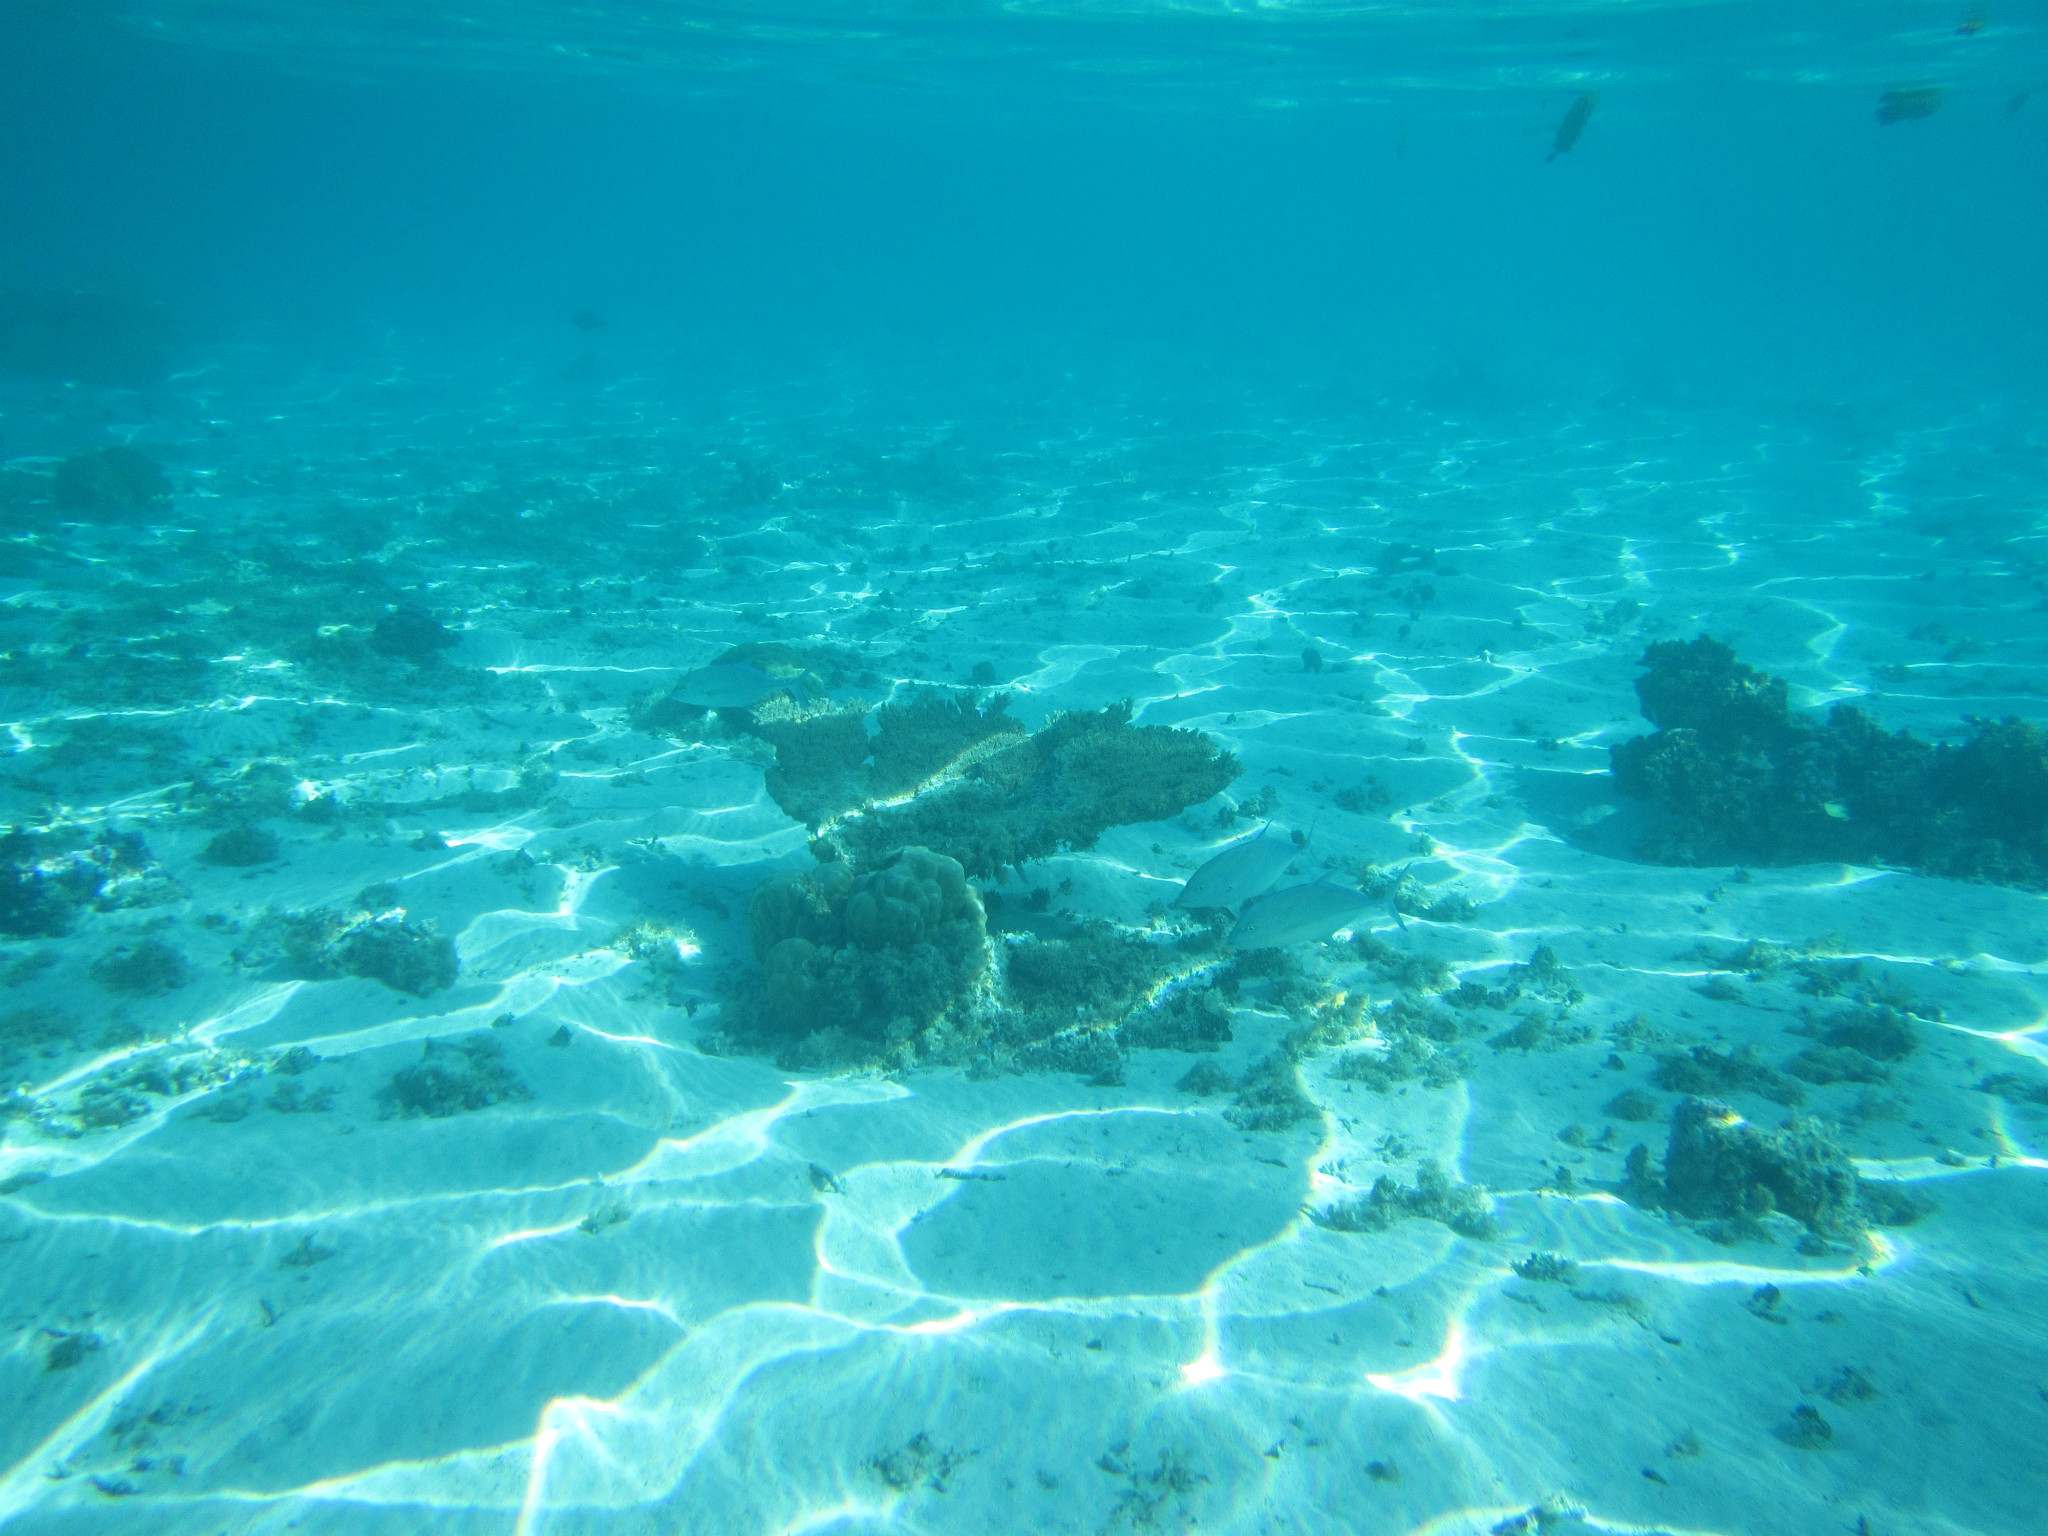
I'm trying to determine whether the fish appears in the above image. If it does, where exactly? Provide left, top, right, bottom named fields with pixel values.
left=1877, top=87, right=1942, bottom=125
left=1548, top=92, right=1596, bottom=161
left=670, top=662, right=810, bottom=711
left=1174, top=823, right=1299, bottom=911
left=1226, top=879, right=1377, bottom=950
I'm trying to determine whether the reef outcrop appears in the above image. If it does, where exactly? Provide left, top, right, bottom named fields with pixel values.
left=712, top=685, right=1240, bottom=1070
left=1610, top=636, right=2048, bottom=886
left=1628, top=1095, right=1929, bottom=1240
left=741, top=846, right=992, bottom=1068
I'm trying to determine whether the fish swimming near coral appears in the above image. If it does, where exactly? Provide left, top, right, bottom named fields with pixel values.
left=1226, top=879, right=1377, bottom=950
left=1548, top=92, right=1596, bottom=161
left=671, top=662, right=812, bottom=711
left=1174, top=823, right=1299, bottom=911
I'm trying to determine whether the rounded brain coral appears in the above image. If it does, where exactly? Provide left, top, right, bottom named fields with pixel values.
left=748, top=862, right=853, bottom=961
left=744, top=847, right=990, bottom=1054
left=845, top=847, right=980, bottom=950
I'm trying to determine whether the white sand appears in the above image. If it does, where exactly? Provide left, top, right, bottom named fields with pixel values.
left=2, top=367, right=2044, bottom=1535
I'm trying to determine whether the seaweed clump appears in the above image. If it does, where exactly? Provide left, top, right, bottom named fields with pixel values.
left=1, top=830, right=74, bottom=938
left=0, top=1005, right=76, bottom=1078
left=738, top=846, right=990, bottom=1067
left=1, top=828, right=172, bottom=937
left=1225, top=1052, right=1319, bottom=1132
left=200, top=826, right=281, bottom=867
left=380, top=1034, right=528, bottom=1118
left=1327, top=996, right=1472, bottom=1093
left=1004, top=919, right=1179, bottom=1030
left=1610, top=636, right=2048, bottom=886
left=1635, top=1096, right=1929, bottom=1240
left=371, top=605, right=459, bottom=664
left=1119, top=981, right=1233, bottom=1053
left=833, top=702, right=1238, bottom=878
left=1314, top=1159, right=1498, bottom=1240
left=1653, top=1043, right=1805, bottom=1107
left=249, top=906, right=459, bottom=996
left=90, top=938, right=190, bottom=995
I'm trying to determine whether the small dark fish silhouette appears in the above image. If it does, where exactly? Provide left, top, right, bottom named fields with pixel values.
left=1957, top=11, right=1986, bottom=35
left=569, top=309, right=605, bottom=331
left=1877, top=87, right=1943, bottom=124
left=1548, top=92, right=1596, bottom=161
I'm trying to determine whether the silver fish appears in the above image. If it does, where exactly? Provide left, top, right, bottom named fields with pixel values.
left=1226, top=879, right=1376, bottom=950
left=671, top=662, right=808, bottom=710
left=1174, top=823, right=1298, bottom=911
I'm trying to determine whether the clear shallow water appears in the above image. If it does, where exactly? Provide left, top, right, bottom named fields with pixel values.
left=2, top=5, right=2047, bottom=1536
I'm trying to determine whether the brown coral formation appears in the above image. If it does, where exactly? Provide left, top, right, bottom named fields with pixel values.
left=833, top=699, right=1238, bottom=877
left=743, top=846, right=991, bottom=1067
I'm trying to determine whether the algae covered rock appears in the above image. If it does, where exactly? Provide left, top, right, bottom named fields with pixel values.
left=90, top=938, right=190, bottom=995
left=1610, top=635, right=2048, bottom=886
left=200, top=825, right=281, bottom=867
left=1653, top=1043, right=1804, bottom=1107
left=1314, top=1159, right=1498, bottom=1240
left=380, top=1033, right=528, bottom=1118
left=1, top=830, right=73, bottom=939
left=743, top=846, right=990, bottom=1065
left=246, top=904, right=459, bottom=996
left=746, top=687, right=1233, bottom=862
left=729, top=700, right=1234, bottom=1070
left=371, top=605, right=459, bottom=664
left=332, top=917, right=459, bottom=996
left=1660, top=1096, right=1859, bottom=1235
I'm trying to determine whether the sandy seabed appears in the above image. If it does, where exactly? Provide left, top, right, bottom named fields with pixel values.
left=2, top=359, right=2045, bottom=1536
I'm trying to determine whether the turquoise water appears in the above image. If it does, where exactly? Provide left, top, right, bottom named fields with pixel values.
left=3, top=5, right=2047, bottom=1534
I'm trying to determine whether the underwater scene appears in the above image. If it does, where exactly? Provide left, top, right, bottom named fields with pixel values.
left=3, top=3, right=2047, bottom=1533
